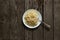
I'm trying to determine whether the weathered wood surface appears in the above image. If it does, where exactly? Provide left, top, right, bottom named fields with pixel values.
left=9, top=0, right=25, bottom=40
left=54, top=0, right=60, bottom=40
left=0, top=0, right=10, bottom=40
left=0, top=0, right=60, bottom=40
left=25, top=0, right=33, bottom=40
left=44, top=0, right=54, bottom=40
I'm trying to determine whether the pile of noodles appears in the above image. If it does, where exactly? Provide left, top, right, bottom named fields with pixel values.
left=25, top=10, right=38, bottom=26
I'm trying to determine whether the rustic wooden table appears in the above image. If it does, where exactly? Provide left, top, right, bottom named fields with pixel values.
left=0, top=0, right=60, bottom=40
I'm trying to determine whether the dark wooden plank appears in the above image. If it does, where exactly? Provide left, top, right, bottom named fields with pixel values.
left=25, top=0, right=33, bottom=40
left=44, top=0, right=54, bottom=40
left=33, top=0, right=44, bottom=40
left=0, top=0, right=10, bottom=40
left=9, top=0, right=25, bottom=40
left=54, top=0, right=60, bottom=40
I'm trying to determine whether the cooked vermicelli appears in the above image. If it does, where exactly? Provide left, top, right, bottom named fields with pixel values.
left=24, top=10, right=38, bottom=26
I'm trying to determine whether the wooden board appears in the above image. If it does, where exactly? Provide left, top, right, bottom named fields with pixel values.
left=25, top=0, right=33, bottom=40
left=44, top=0, right=54, bottom=40
left=54, top=0, right=60, bottom=40
left=0, top=0, right=10, bottom=40
left=33, top=0, right=44, bottom=40
left=9, top=0, right=25, bottom=40
left=0, top=0, right=60, bottom=40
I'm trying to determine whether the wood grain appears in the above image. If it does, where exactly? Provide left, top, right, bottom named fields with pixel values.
left=0, top=0, right=10, bottom=40
left=33, top=0, right=44, bottom=40
left=44, top=0, right=54, bottom=40
left=9, top=0, right=25, bottom=40
left=0, top=0, right=60, bottom=40
left=25, top=0, right=33, bottom=40
left=54, top=0, right=60, bottom=40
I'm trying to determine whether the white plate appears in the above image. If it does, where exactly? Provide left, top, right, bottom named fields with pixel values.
left=22, top=9, right=42, bottom=29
